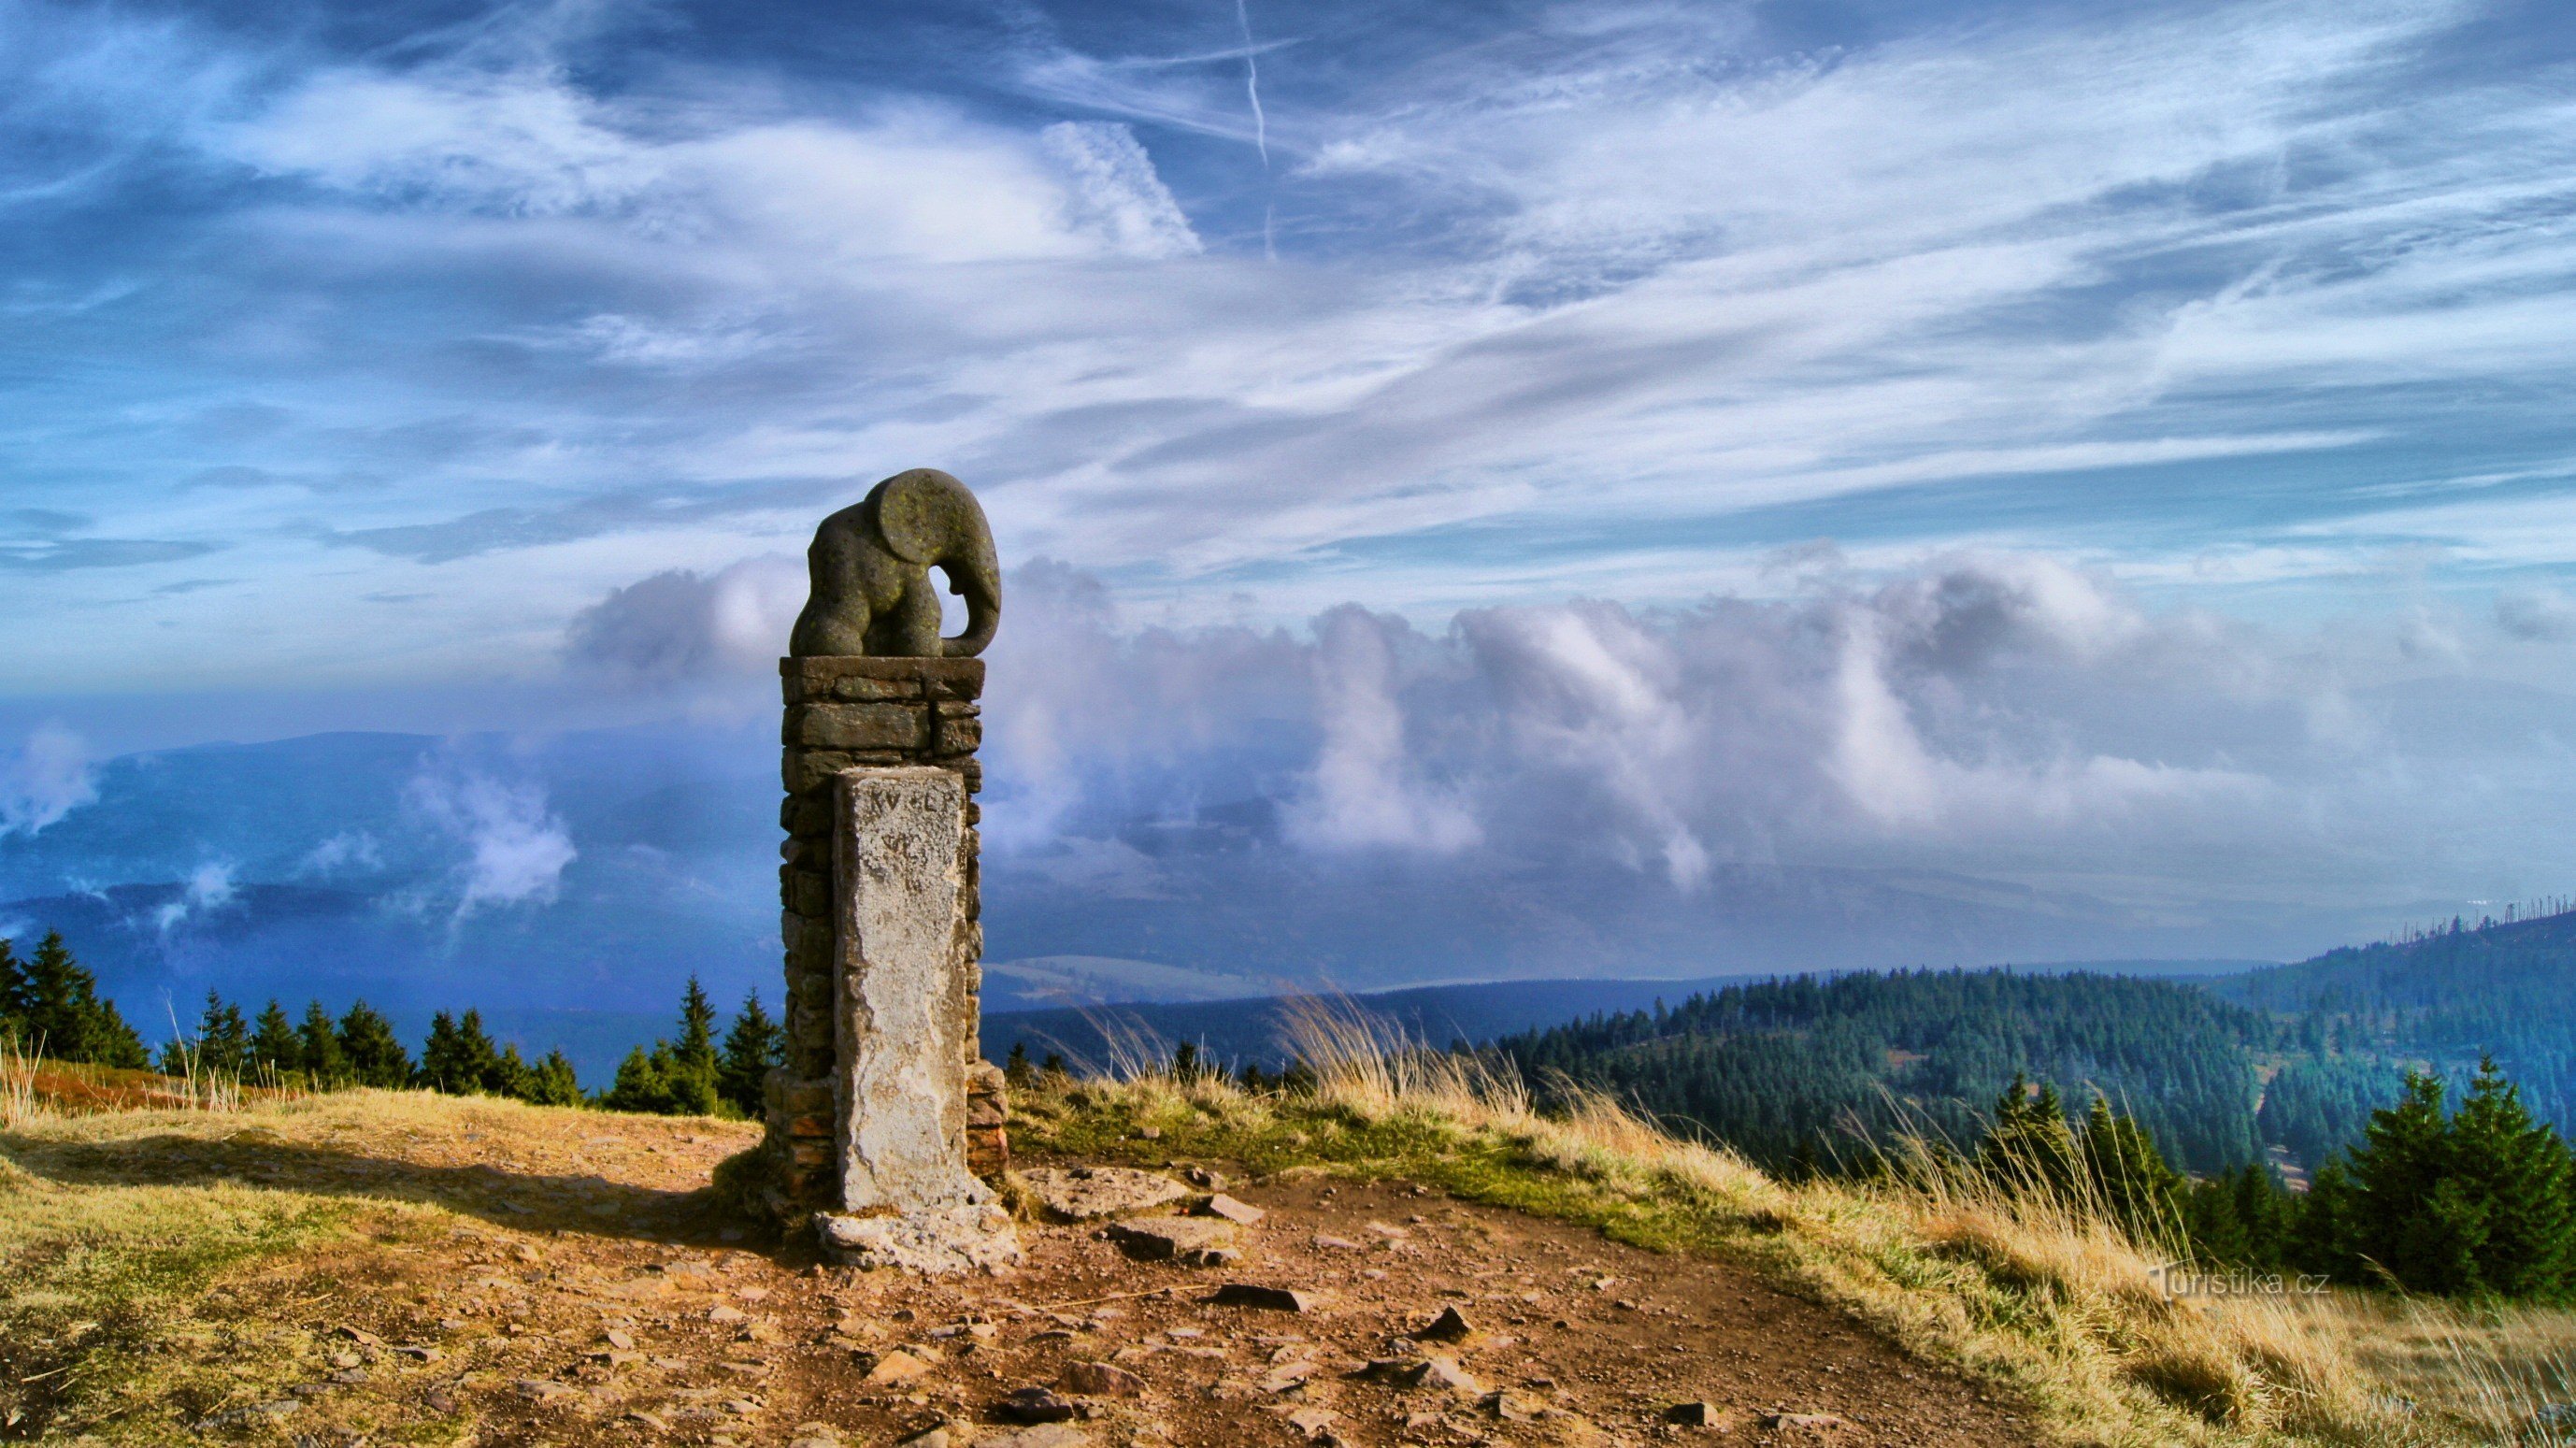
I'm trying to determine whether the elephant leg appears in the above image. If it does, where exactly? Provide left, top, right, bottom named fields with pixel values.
left=871, top=574, right=945, bottom=656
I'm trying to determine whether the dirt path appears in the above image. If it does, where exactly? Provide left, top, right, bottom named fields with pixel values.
left=9, top=1098, right=2045, bottom=1446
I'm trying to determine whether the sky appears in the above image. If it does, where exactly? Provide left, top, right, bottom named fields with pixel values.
left=5, top=0, right=2576, bottom=970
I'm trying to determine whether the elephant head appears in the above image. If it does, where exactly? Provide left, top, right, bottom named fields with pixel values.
left=789, top=468, right=1001, bottom=658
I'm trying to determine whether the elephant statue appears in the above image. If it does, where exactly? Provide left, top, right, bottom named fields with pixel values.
left=789, top=468, right=1001, bottom=658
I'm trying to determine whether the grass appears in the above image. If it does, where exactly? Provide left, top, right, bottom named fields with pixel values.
left=1007, top=1004, right=2576, bottom=1447
left=8, top=1022, right=2576, bottom=1444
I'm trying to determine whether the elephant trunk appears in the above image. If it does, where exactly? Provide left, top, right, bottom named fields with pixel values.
left=942, top=536, right=1001, bottom=658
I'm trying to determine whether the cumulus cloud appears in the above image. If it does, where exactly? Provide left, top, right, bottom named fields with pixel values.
left=405, top=765, right=578, bottom=917
left=0, top=724, right=99, bottom=838
left=565, top=554, right=807, bottom=682
left=782, top=552, right=2489, bottom=910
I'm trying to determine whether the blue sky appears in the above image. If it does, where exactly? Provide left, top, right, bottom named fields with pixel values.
left=5, top=0, right=2576, bottom=961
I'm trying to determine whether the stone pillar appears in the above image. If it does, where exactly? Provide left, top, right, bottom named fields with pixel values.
left=761, top=657, right=1014, bottom=1270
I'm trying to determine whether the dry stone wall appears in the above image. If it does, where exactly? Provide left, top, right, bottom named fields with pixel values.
left=761, top=655, right=1006, bottom=1219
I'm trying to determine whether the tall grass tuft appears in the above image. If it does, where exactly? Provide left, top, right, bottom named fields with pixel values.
left=1, top=1029, right=46, bottom=1129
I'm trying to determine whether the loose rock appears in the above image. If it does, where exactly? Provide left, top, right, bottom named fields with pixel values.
left=1106, top=1216, right=1240, bottom=1266
left=1058, top=1359, right=1146, bottom=1397
left=1417, top=1305, right=1476, bottom=1342
left=864, top=1349, right=934, bottom=1385
left=997, top=1385, right=1080, bottom=1423
left=1021, top=1166, right=1191, bottom=1222
left=1200, top=1194, right=1267, bottom=1226
left=1209, top=1283, right=1312, bottom=1312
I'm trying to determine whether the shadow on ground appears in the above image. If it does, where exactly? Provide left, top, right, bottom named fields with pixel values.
left=1, top=1130, right=764, bottom=1247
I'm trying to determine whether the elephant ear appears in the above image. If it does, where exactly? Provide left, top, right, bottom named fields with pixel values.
left=872, top=468, right=961, bottom=566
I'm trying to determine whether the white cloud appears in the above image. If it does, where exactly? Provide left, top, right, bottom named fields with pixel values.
left=2498, top=587, right=2576, bottom=642
left=564, top=553, right=806, bottom=683
left=296, top=830, right=384, bottom=877
left=0, top=724, right=98, bottom=838
left=405, top=765, right=578, bottom=917
left=152, top=860, right=236, bottom=932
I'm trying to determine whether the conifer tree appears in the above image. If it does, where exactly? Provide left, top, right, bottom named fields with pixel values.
left=601, top=979, right=724, bottom=1116
left=1980, top=1072, right=2078, bottom=1197
left=2342, top=1071, right=2480, bottom=1293
left=249, top=1000, right=302, bottom=1080
left=1004, top=1039, right=1035, bottom=1089
left=2447, top=1057, right=2576, bottom=1300
left=522, top=1049, right=583, bottom=1107
left=335, top=1000, right=412, bottom=1088
left=716, top=992, right=780, bottom=1118
left=0, top=938, right=27, bottom=1039
left=18, top=931, right=146, bottom=1068
left=417, top=1010, right=508, bottom=1095
left=184, top=991, right=250, bottom=1077
left=2079, top=1094, right=2182, bottom=1236
left=296, top=1001, right=347, bottom=1087
left=602, top=1045, right=671, bottom=1114
left=676, top=977, right=719, bottom=1081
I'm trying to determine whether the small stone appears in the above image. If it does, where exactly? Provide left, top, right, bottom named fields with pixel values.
left=997, top=1385, right=1080, bottom=1422
left=708, top=1304, right=749, bottom=1324
left=1022, top=1167, right=1191, bottom=1222
left=1359, top=1356, right=1481, bottom=1395
left=1666, top=1401, right=1725, bottom=1426
left=334, top=1326, right=382, bottom=1347
left=1185, top=1166, right=1227, bottom=1190
left=1136, top=1125, right=1163, bottom=1140
left=866, top=1349, right=934, bottom=1384
left=1762, top=1411, right=1850, bottom=1431
left=981, top=1426, right=1095, bottom=1448
left=424, top=1389, right=459, bottom=1413
left=1058, top=1359, right=1146, bottom=1397
left=1417, top=1306, right=1475, bottom=1342
left=1106, top=1216, right=1240, bottom=1266
left=513, top=1243, right=542, bottom=1264
left=1285, top=1406, right=1340, bottom=1441
left=1209, top=1283, right=1311, bottom=1312
left=1311, top=1235, right=1363, bottom=1252
left=1482, top=1390, right=1539, bottom=1422
left=604, top=1328, right=636, bottom=1351
left=1201, top=1194, right=1267, bottom=1226
left=895, top=1426, right=956, bottom=1448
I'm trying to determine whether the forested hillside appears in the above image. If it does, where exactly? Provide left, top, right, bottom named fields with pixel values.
left=2221, top=907, right=2576, bottom=1135
left=1493, top=970, right=2270, bottom=1173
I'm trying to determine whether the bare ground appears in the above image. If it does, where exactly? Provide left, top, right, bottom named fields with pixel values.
left=3, top=1096, right=2046, bottom=1447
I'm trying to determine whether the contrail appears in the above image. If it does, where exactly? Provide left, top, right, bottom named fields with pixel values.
left=1236, top=0, right=1268, bottom=169
left=1236, top=0, right=1274, bottom=260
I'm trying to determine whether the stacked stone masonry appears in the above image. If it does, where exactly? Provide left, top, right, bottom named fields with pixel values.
left=761, top=655, right=1004, bottom=1217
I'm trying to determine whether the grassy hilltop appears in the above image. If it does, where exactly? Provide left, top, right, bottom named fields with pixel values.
left=9, top=1033, right=2576, bottom=1447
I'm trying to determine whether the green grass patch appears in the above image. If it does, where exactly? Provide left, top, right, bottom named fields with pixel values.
left=0, top=1136, right=362, bottom=1442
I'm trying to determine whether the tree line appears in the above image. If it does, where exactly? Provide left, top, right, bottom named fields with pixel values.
left=1984, top=1056, right=2576, bottom=1302
left=4, top=928, right=784, bottom=1121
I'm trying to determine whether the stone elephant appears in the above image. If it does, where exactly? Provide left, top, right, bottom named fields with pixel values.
left=789, top=468, right=1001, bottom=658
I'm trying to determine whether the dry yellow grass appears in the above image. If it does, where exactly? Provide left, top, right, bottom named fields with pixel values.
left=1009, top=999, right=2576, bottom=1446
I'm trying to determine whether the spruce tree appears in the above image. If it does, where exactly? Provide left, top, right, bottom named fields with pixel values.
left=335, top=1001, right=412, bottom=1088
left=188, top=991, right=250, bottom=1077
left=2448, top=1057, right=2576, bottom=1300
left=20, top=931, right=146, bottom=1068
left=601, top=1046, right=672, bottom=1114
left=2343, top=1071, right=2470, bottom=1292
left=716, top=992, right=781, bottom=1119
left=1980, top=1072, right=2078, bottom=1197
left=522, top=1049, right=583, bottom=1107
left=296, top=1001, right=347, bottom=1087
left=0, top=938, right=27, bottom=1040
left=417, top=1011, right=512, bottom=1095
left=675, top=977, right=719, bottom=1085
left=2079, top=1095, right=2182, bottom=1237
left=1005, top=1040, right=1035, bottom=1089
left=249, top=1000, right=302, bottom=1080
